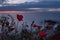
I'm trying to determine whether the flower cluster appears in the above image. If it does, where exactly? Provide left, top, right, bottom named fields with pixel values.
left=0, top=14, right=60, bottom=40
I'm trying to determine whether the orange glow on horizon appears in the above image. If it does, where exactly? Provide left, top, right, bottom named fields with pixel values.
left=0, top=8, right=60, bottom=14
left=0, top=11, right=24, bottom=14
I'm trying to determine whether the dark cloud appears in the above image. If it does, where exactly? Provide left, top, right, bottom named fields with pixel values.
left=0, top=1, right=60, bottom=10
left=0, top=0, right=5, bottom=4
left=38, top=0, right=60, bottom=1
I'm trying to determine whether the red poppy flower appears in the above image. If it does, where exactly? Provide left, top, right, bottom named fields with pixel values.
left=46, top=25, right=51, bottom=30
left=55, top=35, right=60, bottom=40
left=33, top=24, right=37, bottom=27
left=17, top=14, right=23, bottom=21
left=56, top=36, right=60, bottom=40
left=33, top=24, right=41, bottom=30
left=6, top=21, right=9, bottom=26
left=52, top=35, right=60, bottom=40
left=9, top=27, right=15, bottom=32
left=37, top=26, right=41, bottom=30
left=39, top=32, right=47, bottom=37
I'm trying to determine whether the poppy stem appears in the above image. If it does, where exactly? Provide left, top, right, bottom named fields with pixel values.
left=15, top=21, right=19, bottom=33
left=43, top=37, right=45, bottom=40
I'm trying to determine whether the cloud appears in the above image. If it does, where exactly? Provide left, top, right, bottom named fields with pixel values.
left=0, top=5, right=3, bottom=7
left=38, top=0, right=60, bottom=1
left=3, top=0, right=38, bottom=4
left=0, top=1, right=60, bottom=10
left=0, top=8, right=60, bottom=14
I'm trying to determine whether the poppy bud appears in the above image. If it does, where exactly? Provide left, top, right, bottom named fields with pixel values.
left=46, top=25, right=51, bottom=30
